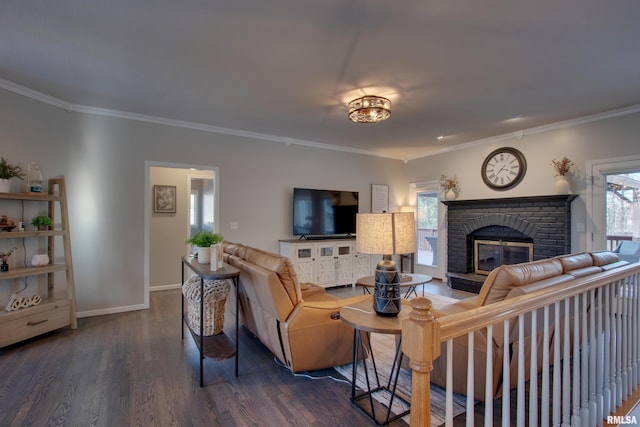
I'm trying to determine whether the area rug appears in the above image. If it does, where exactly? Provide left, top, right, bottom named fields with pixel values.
left=334, top=333, right=467, bottom=426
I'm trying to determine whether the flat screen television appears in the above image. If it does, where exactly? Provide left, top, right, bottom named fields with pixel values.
left=292, top=188, right=359, bottom=237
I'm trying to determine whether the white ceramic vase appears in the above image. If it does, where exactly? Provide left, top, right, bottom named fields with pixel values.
left=197, top=246, right=210, bottom=264
left=555, top=175, right=571, bottom=195
left=208, top=243, right=224, bottom=271
left=0, top=179, right=11, bottom=193
left=446, top=189, right=457, bottom=201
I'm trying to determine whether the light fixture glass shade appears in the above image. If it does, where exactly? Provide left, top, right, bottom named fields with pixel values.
left=348, top=96, right=391, bottom=123
left=356, top=212, right=416, bottom=255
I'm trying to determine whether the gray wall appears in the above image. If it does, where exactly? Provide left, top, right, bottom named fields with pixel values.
left=0, top=88, right=408, bottom=315
left=1, top=87, right=638, bottom=315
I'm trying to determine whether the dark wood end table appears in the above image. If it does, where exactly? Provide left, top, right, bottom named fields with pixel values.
left=181, top=256, right=240, bottom=387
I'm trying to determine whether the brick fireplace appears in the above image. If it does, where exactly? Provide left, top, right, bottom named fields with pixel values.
left=443, top=195, right=578, bottom=293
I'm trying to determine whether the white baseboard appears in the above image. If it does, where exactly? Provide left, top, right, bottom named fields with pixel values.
left=76, top=303, right=148, bottom=318
left=150, top=284, right=181, bottom=292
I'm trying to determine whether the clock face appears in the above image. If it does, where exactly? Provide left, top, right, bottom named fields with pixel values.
left=481, top=147, right=527, bottom=190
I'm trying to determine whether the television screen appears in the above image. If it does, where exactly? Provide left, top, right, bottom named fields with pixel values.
left=292, top=188, right=359, bottom=236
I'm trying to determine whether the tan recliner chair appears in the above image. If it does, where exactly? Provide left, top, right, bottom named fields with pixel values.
left=223, top=242, right=369, bottom=372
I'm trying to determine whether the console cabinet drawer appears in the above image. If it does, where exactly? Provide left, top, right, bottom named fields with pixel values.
left=0, top=301, right=71, bottom=347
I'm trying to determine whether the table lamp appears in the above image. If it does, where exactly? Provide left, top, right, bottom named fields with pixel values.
left=356, top=212, right=417, bottom=316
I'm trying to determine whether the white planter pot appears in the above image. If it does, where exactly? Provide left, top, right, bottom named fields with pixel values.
left=555, top=176, right=571, bottom=195
left=197, top=246, right=211, bottom=264
left=445, top=189, right=457, bottom=201
left=0, top=179, right=11, bottom=193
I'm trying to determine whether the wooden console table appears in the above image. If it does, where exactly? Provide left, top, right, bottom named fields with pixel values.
left=181, top=256, right=240, bottom=387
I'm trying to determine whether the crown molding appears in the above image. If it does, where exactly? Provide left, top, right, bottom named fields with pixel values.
left=0, top=78, right=72, bottom=111
left=2, top=78, right=638, bottom=163
left=407, top=103, right=640, bottom=161
left=0, top=78, right=400, bottom=160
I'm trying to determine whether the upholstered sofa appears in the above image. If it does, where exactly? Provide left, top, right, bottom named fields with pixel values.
left=222, top=241, right=369, bottom=372
left=425, top=251, right=629, bottom=400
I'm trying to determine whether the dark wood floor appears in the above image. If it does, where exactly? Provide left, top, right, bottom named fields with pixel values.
left=0, top=289, right=411, bottom=427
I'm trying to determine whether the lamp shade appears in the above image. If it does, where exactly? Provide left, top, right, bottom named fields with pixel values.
left=356, top=212, right=416, bottom=255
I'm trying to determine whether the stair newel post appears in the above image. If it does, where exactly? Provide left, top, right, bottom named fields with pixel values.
left=402, top=297, right=441, bottom=427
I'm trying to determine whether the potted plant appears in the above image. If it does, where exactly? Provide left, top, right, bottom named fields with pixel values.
left=0, top=157, right=25, bottom=193
left=31, top=215, right=53, bottom=231
left=186, top=231, right=224, bottom=264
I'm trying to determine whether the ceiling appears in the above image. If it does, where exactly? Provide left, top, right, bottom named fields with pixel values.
left=1, top=1, right=639, bottom=161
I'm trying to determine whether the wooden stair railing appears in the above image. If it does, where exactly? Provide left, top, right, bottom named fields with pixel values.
left=402, top=263, right=640, bottom=426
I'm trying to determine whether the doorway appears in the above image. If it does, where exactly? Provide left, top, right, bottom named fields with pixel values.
left=145, top=162, right=219, bottom=300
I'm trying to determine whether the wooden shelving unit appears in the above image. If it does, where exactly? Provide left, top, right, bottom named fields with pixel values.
left=0, top=177, right=77, bottom=347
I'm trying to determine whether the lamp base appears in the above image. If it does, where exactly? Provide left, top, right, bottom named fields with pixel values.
left=373, top=259, right=401, bottom=317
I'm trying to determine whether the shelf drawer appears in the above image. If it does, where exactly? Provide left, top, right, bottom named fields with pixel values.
left=0, top=300, right=71, bottom=347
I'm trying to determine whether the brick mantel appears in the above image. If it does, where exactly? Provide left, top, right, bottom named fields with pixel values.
left=443, top=194, right=578, bottom=292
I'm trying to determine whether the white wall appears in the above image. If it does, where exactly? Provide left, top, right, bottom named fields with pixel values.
left=406, top=111, right=640, bottom=256
left=0, top=88, right=408, bottom=315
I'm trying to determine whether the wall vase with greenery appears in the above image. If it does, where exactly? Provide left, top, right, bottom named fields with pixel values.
left=186, top=231, right=224, bottom=264
left=551, top=157, right=574, bottom=195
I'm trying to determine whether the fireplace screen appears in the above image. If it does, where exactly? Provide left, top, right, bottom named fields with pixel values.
left=474, top=239, right=533, bottom=275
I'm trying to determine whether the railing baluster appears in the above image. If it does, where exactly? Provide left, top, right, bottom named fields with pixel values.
left=517, top=314, right=525, bottom=427
left=603, top=283, right=612, bottom=417
left=485, top=325, right=494, bottom=427
left=553, top=302, right=561, bottom=426
left=562, top=298, right=571, bottom=427
left=529, top=311, right=539, bottom=427
left=589, top=290, right=597, bottom=427
left=581, top=292, right=590, bottom=422
left=542, top=305, right=551, bottom=427
left=596, top=284, right=604, bottom=424
left=571, top=294, right=581, bottom=426
left=503, top=319, right=510, bottom=427
left=446, top=339, right=454, bottom=427
left=616, top=279, right=623, bottom=407
left=467, top=332, right=474, bottom=427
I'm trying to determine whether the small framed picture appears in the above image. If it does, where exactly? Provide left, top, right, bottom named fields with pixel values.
left=371, top=184, right=389, bottom=213
left=154, top=185, right=176, bottom=213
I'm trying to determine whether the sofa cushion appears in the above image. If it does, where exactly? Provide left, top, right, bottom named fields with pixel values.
left=223, top=241, right=248, bottom=258
left=244, top=247, right=302, bottom=304
left=590, top=251, right=619, bottom=266
left=558, top=252, right=593, bottom=272
left=477, top=258, right=564, bottom=307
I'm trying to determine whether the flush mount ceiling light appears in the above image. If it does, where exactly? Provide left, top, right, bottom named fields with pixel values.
left=348, top=95, right=391, bottom=123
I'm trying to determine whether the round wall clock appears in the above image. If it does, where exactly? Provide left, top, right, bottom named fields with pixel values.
left=481, top=147, right=527, bottom=190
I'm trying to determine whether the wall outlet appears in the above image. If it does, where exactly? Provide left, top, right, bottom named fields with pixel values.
left=230, top=222, right=239, bottom=230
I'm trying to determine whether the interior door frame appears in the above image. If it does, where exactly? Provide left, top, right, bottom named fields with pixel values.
left=144, top=161, right=220, bottom=303
left=586, top=155, right=640, bottom=251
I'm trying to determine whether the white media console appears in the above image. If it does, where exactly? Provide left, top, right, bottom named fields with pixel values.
left=279, top=238, right=379, bottom=288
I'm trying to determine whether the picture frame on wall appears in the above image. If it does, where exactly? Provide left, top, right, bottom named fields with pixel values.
left=371, top=184, right=389, bottom=213
left=154, top=185, right=176, bottom=213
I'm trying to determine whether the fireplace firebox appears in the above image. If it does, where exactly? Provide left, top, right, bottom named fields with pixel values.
left=474, top=239, right=533, bottom=275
